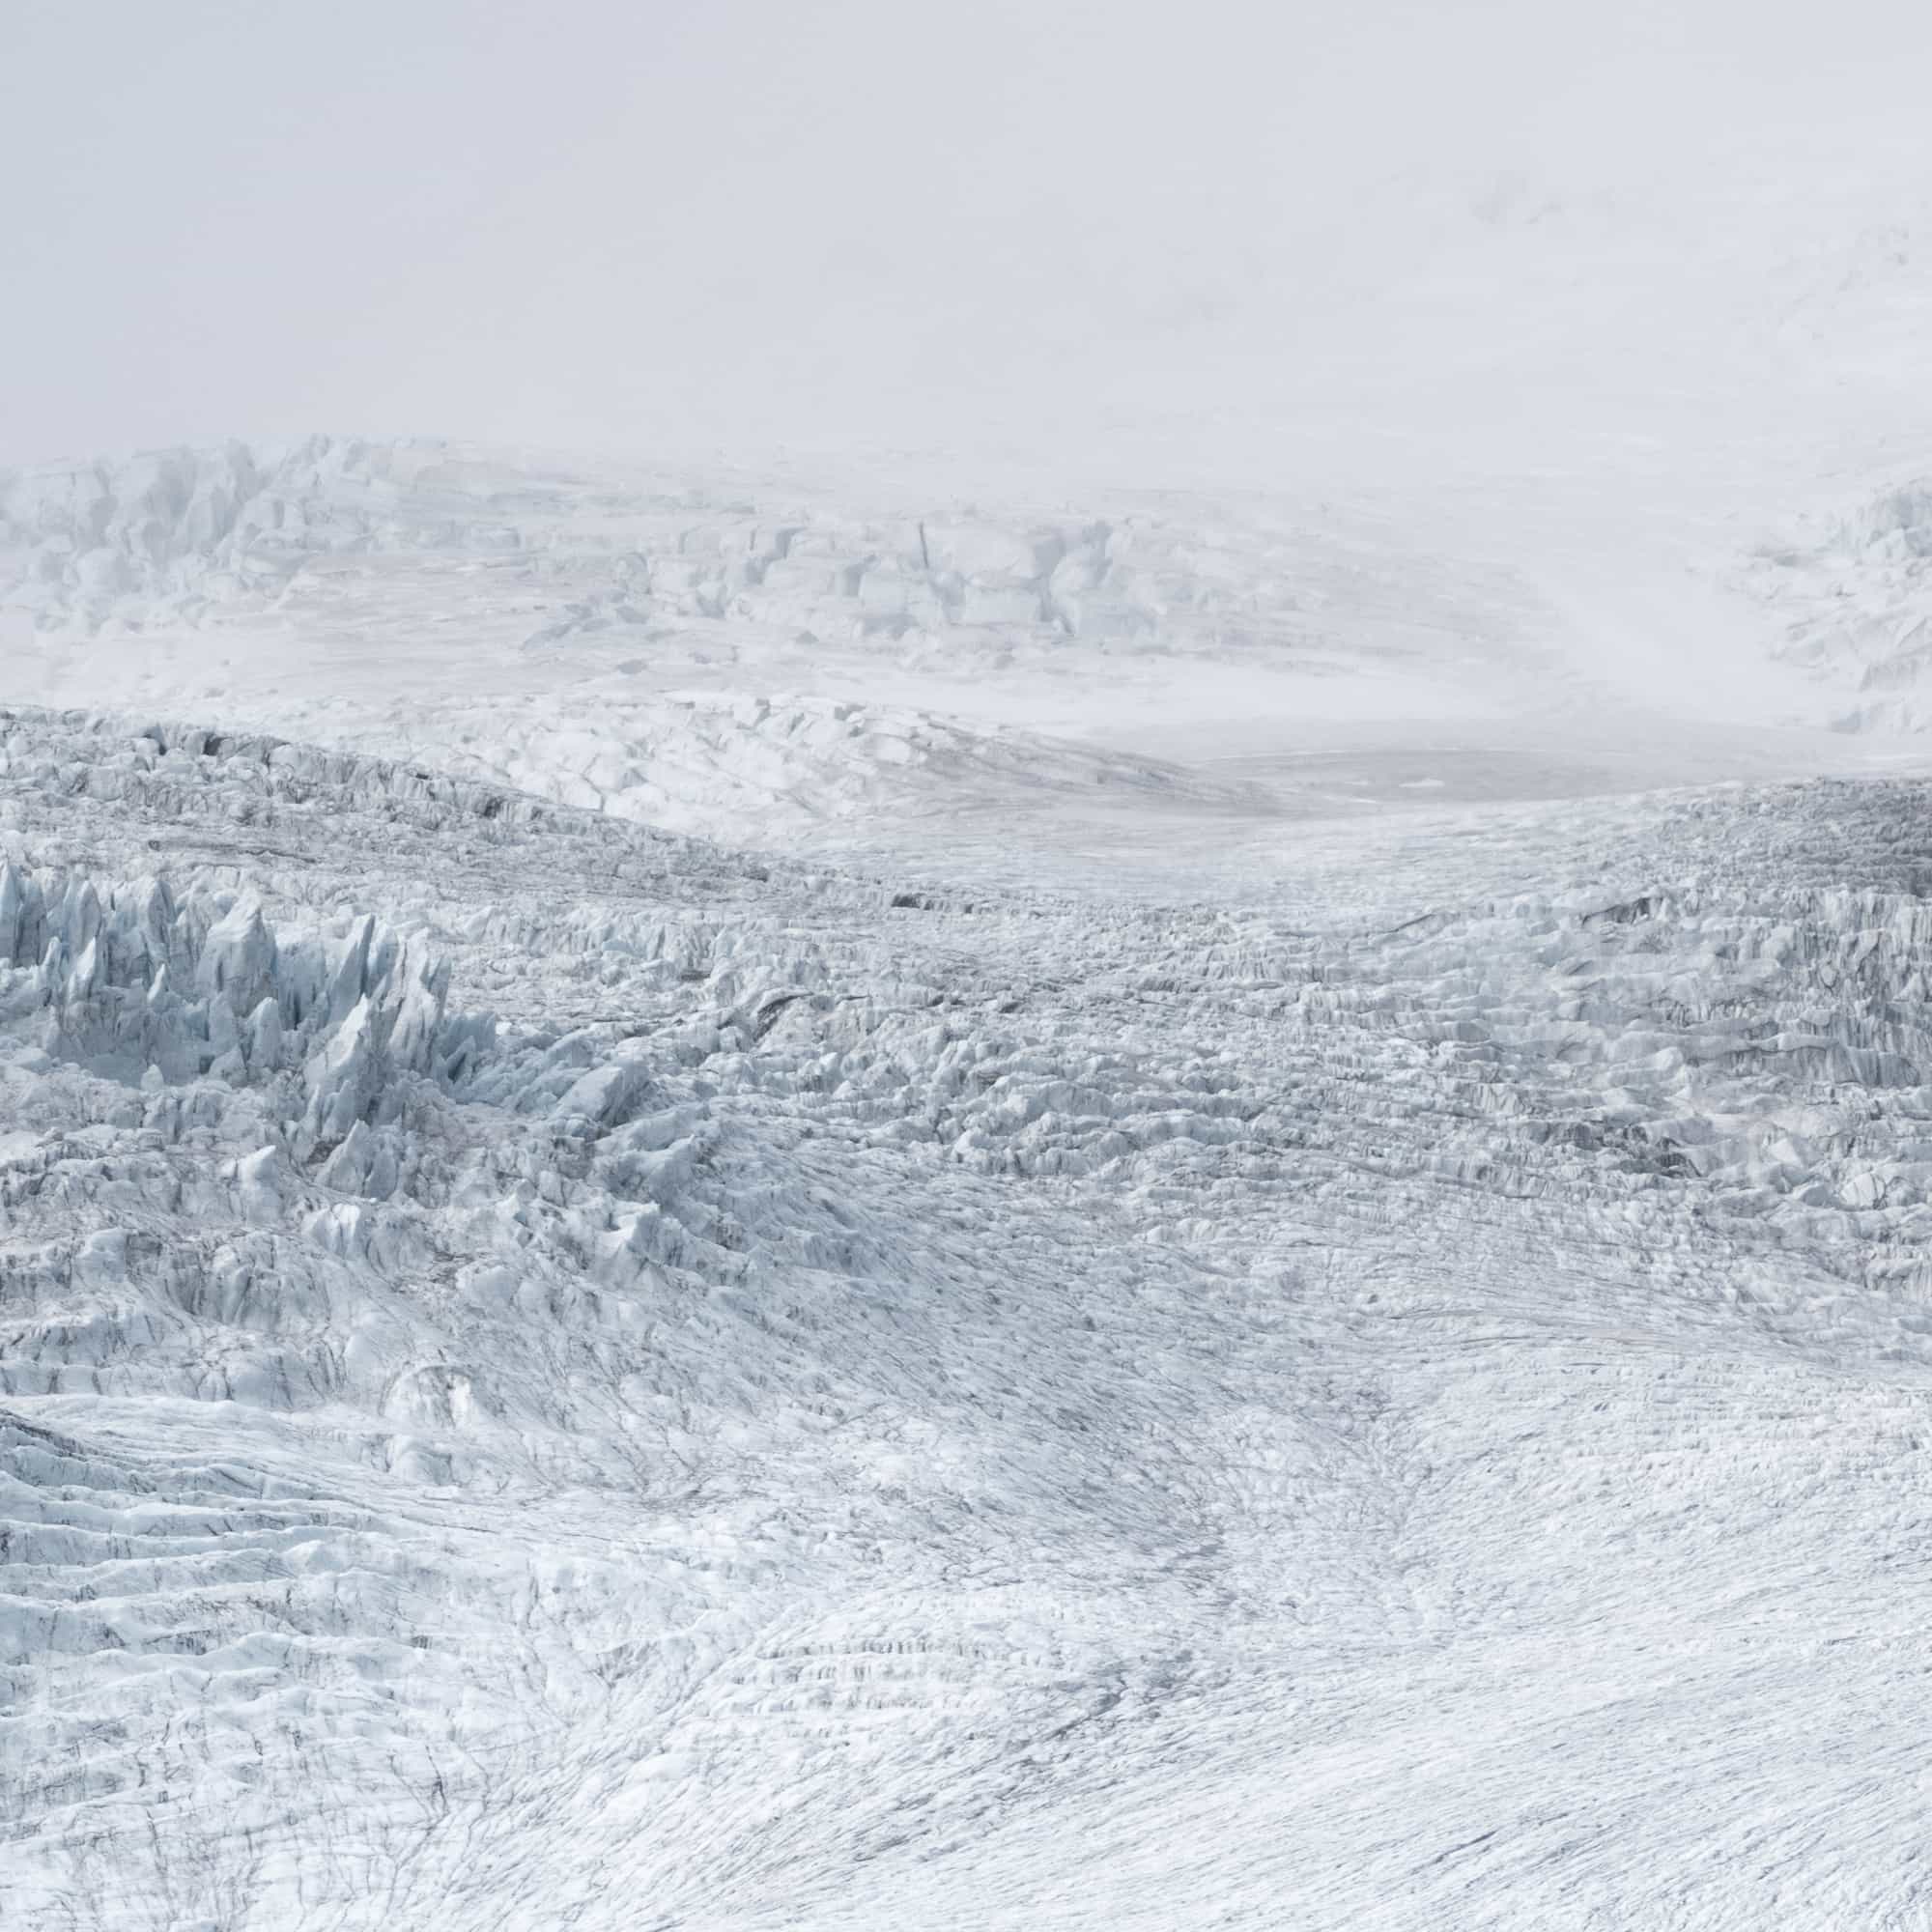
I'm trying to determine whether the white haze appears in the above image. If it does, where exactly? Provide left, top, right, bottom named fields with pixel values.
left=7, top=0, right=1931, bottom=491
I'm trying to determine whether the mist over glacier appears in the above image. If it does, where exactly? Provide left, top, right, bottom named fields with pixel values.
left=8, top=4, right=1932, bottom=1928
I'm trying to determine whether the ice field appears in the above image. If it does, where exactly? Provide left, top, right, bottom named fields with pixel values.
left=10, top=1, right=1932, bottom=1919
left=3, top=429, right=1932, bottom=1927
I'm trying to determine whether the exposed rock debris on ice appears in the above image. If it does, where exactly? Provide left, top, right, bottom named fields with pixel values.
left=5, top=692, right=1932, bottom=1929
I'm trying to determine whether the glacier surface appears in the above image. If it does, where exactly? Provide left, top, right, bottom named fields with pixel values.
left=7, top=446, right=1932, bottom=1927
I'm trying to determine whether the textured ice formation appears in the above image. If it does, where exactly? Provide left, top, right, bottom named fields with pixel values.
left=1748, top=477, right=1932, bottom=728
left=8, top=702, right=1932, bottom=1925
left=0, top=438, right=1291, bottom=658
left=1, top=438, right=1564, bottom=754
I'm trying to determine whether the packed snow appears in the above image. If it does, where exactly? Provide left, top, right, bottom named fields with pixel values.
left=9, top=440, right=1932, bottom=1928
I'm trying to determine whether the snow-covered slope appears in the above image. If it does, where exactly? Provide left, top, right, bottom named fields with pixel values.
left=9, top=705, right=1932, bottom=1927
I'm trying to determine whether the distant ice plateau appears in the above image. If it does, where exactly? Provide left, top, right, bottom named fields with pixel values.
left=8, top=438, right=1932, bottom=852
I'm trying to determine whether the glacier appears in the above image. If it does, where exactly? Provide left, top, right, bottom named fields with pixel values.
left=15, top=0, right=1932, bottom=1917
left=7, top=437, right=1932, bottom=1927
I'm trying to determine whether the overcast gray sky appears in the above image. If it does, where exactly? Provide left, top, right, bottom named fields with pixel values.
left=6, top=1, right=1929, bottom=484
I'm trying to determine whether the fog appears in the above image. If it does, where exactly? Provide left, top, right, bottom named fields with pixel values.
left=6, top=0, right=1929, bottom=486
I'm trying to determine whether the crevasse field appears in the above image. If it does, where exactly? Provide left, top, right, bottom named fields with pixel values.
left=5, top=428, right=1932, bottom=1928
left=9, top=5, right=1932, bottom=1918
